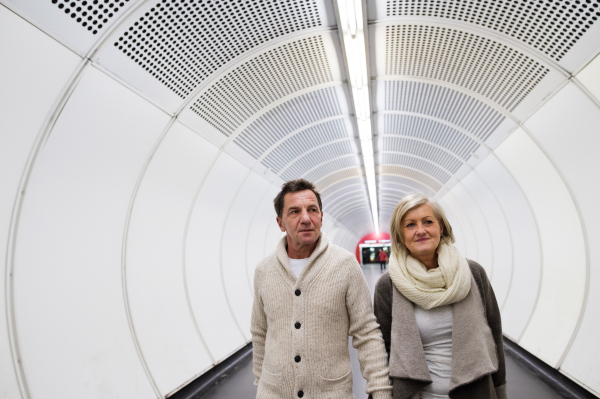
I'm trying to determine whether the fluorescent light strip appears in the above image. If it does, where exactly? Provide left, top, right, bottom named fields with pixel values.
left=336, top=0, right=379, bottom=233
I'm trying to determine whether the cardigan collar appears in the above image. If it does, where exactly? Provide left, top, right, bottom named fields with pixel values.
left=275, top=232, right=330, bottom=283
left=389, top=275, right=499, bottom=399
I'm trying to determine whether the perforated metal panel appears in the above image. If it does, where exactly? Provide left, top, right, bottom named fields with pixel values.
left=383, top=81, right=505, bottom=140
left=322, top=181, right=366, bottom=207
left=379, top=174, right=436, bottom=195
left=112, top=0, right=322, bottom=98
left=380, top=153, right=451, bottom=183
left=51, top=0, right=128, bottom=35
left=262, top=119, right=350, bottom=173
left=385, top=0, right=600, bottom=61
left=280, top=139, right=354, bottom=181
left=234, top=87, right=343, bottom=159
left=315, top=167, right=361, bottom=191
left=385, top=25, right=549, bottom=111
left=380, top=136, right=463, bottom=173
left=190, top=35, right=333, bottom=136
left=303, top=155, right=358, bottom=183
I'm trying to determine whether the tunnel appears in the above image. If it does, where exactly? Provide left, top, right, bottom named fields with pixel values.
left=1, top=0, right=599, bottom=398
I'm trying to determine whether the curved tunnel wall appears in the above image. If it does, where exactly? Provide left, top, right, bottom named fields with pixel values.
left=1, top=0, right=600, bottom=398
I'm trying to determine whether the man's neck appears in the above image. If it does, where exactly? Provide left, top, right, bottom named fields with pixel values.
left=287, top=237, right=319, bottom=259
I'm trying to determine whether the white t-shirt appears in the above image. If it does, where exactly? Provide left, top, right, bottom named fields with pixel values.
left=289, top=258, right=309, bottom=278
left=414, top=303, right=453, bottom=399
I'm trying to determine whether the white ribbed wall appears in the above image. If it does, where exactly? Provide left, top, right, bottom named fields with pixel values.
left=438, top=57, right=600, bottom=394
left=2, top=1, right=600, bottom=398
left=0, top=5, right=355, bottom=398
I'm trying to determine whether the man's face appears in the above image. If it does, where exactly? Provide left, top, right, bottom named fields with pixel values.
left=277, top=190, right=323, bottom=250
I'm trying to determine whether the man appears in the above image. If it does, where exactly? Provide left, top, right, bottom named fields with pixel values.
left=377, top=249, right=388, bottom=271
left=251, top=179, right=392, bottom=399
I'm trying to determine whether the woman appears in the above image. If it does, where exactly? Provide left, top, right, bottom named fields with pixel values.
left=374, top=194, right=507, bottom=399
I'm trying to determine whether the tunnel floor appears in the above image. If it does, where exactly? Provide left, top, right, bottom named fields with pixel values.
left=199, top=265, right=565, bottom=399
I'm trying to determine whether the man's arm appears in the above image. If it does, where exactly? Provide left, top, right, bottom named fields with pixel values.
left=250, top=265, right=267, bottom=386
left=346, top=259, right=392, bottom=399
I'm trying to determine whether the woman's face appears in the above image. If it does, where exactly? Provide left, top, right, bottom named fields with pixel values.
left=401, top=204, right=443, bottom=261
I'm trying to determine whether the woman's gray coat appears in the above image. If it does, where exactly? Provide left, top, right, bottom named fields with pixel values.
left=373, top=261, right=508, bottom=399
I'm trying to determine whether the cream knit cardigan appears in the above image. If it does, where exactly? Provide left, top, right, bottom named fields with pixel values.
left=251, top=233, right=392, bottom=399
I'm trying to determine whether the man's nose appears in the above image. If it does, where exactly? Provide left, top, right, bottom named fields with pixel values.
left=299, top=210, right=311, bottom=222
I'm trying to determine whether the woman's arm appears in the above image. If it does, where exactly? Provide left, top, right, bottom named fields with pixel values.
left=469, top=261, right=508, bottom=398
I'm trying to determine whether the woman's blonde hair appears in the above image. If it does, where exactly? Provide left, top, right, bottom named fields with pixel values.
left=390, top=193, right=455, bottom=255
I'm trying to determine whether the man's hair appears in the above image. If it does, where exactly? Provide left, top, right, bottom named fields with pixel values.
left=274, top=179, right=322, bottom=218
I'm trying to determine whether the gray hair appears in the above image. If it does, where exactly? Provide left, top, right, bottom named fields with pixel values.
left=390, top=193, right=455, bottom=255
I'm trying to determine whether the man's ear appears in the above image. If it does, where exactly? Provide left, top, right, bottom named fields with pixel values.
left=276, top=216, right=286, bottom=232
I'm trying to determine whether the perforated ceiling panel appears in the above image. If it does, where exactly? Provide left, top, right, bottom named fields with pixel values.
left=303, top=154, right=358, bottom=183
left=262, top=119, right=350, bottom=173
left=385, top=0, right=600, bottom=61
left=112, top=0, right=322, bottom=99
left=382, top=114, right=478, bottom=160
left=380, top=153, right=451, bottom=184
left=385, top=25, right=549, bottom=111
left=51, top=0, right=128, bottom=35
left=234, top=86, right=343, bottom=159
left=379, top=174, right=436, bottom=196
left=315, top=167, right=362, bottom=191
left=380, top=136, right=463, bottom=175
left=279, top=139, right=354, bottom=181
left=189, top=35, right=333, bottom=136
left=383, top=81, right=505, bottom=141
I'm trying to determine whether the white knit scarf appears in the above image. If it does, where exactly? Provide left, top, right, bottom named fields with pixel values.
left=388, top=237, right=471, bottom=310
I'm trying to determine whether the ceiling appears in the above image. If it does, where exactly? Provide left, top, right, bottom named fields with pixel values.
left=7, top=0, right=600, bottom=237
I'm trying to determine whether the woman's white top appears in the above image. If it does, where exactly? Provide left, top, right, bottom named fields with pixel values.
left=289, top=257, right=309, bottom=277
left=414, top=303, right=453, bottom=399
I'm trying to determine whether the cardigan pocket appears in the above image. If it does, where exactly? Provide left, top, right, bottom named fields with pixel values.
left=260, top=366, right=282, bottom=387
left=318, top=368, right=352, bottom=391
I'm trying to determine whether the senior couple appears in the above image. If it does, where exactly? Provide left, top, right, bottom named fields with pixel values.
left=251, top=179, right=507, bottom=399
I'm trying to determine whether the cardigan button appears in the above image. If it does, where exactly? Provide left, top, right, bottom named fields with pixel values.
left=297, top=391, right=304, bottom=398
left=294, top=322, right=301, bottom=329
left=294, top=355, right=301, bottom=363
left=295, top=289, right=301, bottom=296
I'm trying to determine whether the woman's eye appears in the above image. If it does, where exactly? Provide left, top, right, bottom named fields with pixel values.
left=406, top=223, right=414, bottom=228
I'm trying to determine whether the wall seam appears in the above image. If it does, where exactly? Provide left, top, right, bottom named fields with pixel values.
left=4, top=57, right=89, bottom=399
left=120, top=117, right=177, bottom=398
left=518, top=124, right=591, bottom=370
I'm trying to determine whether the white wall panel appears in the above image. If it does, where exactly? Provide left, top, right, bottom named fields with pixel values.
left=450, top=183, right=492, bottom=277
left=222, top=172, right=271, bottom=340
left=440, top=193, right=478, bottom=261
left=436, top=198, right=466, bottom=257
left=475, top=155, right=540, bottom=341
left=126, top=122, right=217, bottom=395
left=14, top=66, right=169, bottom=398
left=576, top=53, right=600, bottom=103
left=461, top=171, right=513, bottom=310
left=524, top=83, right=600, bottom=393
left=264, top=205, right=285, bottom=256
left=246, top=187, right=279, bottom=295
left=495, top=129, right=586, bottom=367
left=185, top=153, right=248, bottom=362
left=0, top=6, right=82, bottom=397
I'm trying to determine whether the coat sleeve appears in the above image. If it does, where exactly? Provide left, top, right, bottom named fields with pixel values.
left=346, top=258, right=392, bottom=399
left=250, top=264, right=267, bottom=386
left=473, top=263, right=508, bottom=399
left=373, top=273, right=393, bottom=359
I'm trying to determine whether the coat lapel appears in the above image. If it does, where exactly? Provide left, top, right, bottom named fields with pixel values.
left=389, top=285, right=431, bottom=382
left=449, top=276, right=498, bottom=391
left=389, top=275, right=499, bottom=397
